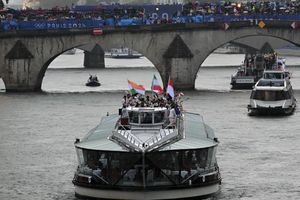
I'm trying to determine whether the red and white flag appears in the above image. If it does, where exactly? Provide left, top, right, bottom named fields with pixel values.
left=151, top=75, right=163, bottom=95
left=166, top=77, right=174, bottom=98
left=92, top=28, right=103, bottom=35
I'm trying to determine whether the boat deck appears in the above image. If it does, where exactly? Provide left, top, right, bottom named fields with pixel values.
left=76, top=112, right=217, bottom=151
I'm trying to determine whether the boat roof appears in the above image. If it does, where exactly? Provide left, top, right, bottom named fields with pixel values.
left=75, top=112, right=217, bottom=152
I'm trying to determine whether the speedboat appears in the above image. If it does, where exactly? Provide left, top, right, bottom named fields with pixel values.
left=72, top=103, right=221, bottom=200
left=247, top=70, right=296, bottom=116
left=86, top=75, right=101, bottom=87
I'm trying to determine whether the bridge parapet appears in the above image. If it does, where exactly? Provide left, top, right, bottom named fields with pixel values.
left=0, top=20, right=298, bottom=38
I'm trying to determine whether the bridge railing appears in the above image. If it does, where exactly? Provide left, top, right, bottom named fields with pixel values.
left=2, top=14, right=300, bottom=31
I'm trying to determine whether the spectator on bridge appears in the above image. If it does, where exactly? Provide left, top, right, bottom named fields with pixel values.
left=2, top=1, right=300, bottom=31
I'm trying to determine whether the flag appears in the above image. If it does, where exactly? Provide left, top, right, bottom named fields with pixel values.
left=166, top=77, right=174, bottom=98
left=128, top=80, right=145, bottom=95
left=151, top=75, right=163, bottom=95
left=258, top=21, right=265, bottom=28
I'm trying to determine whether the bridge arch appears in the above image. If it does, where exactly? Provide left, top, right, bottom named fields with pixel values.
left=2, top=24, right=300, bottom=91
left=39, top=43, right=161, bottom=92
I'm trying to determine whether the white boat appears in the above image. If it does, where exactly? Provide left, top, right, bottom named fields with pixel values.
left=107, top=47, right=143, bottom=59
left=247, top=70, right=296, bottom=116
left=231, top=54, right=287, bottom=90
left=72, top=102, right=221, bottom=200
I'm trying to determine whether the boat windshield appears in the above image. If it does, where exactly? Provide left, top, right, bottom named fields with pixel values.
left=128, top=111, right=139, bottom=124
left=128, top=110, right=166, bottom=125
left=140, top=112, right=153, bottom=124
left=263, top=72, right=285, bottom=79
left=257, top=80, right=284, bottom=87
left=251, top=90, right=290, bottom=101
left=154, top=111, right=165, bottom=123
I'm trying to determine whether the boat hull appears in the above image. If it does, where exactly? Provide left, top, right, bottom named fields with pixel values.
left=231, top=76, right=258, bottom=90
left=110, top=55, right=142, bottom=59
left=86, top=82, right=101, bottom=87
left=231, top=82, right=255, bottom=89
left=247, top=105, right=296, bottom=116
left=74, top=183, right=221, bottom=200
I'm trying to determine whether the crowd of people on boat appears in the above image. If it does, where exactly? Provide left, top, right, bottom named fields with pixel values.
left=122, top=92, right=183, bottom=110
left=237, top=52, right=285, bottom=76
left=1, top=1, right=300, bottom=29
left=121, top=92, right=183, bottom=125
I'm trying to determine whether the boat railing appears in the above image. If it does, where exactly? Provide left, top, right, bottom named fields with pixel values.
left=111, top=115, right=184, bottom=152
left=144, top=116, right=184, bottom=152
left=111, top=125, right=144, bottom=152
left=180, top=166, right=219, bottom=184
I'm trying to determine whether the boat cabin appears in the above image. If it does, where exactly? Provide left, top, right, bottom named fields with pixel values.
left=120, top=107, right=167, bottom=127
left=263, top=70, right=290, bottom=80
left=251, top=78, right=293, bottom=101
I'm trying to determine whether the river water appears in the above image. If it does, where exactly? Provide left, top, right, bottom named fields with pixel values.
left=0, top=51, right=300, bottom=200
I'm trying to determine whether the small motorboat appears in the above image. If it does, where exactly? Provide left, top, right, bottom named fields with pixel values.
left=86, top=75, right=101, bottom=87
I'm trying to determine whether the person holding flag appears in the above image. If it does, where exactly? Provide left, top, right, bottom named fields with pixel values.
left=127, top=79, right=145, bottom=95
left=151, top=75, right=163, bottom=95
left=166, top=77, right=174, bottom=99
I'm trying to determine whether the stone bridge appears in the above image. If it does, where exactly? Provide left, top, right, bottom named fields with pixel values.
left=0, top=21, right=300, bottom=92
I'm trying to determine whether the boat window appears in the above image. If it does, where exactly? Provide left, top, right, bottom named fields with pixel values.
left=146, top=148, right=213, bottom=185
left=284, top=72, right=290, bottom=78
left=140, top=112, right=153, bottom=124
left=128, top=111, right=139, bottom=124
left=288, top=87, right=294, bottom=97
left=121, top=108, right=128, bottom=118
left=253, top=90, right=286, bottom=101
left=76, top=148, right=84, bottom=167
left=257, top=80, right=284, bottom=87
left=154, top=111, right=165, bottom=123
left=283, top=91, right=291, bottom=99
left=264, top=73, right=284, bottom=79
left=256, top=56, right=263, bottom=62
left=146, top=151, right=181, bottom=185
left=76, top=148, right=218, bottom=188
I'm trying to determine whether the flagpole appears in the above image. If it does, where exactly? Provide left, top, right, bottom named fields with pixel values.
left=151, top=75, right=154, bottom=97
left=166, top=76, right=170, bottom=99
